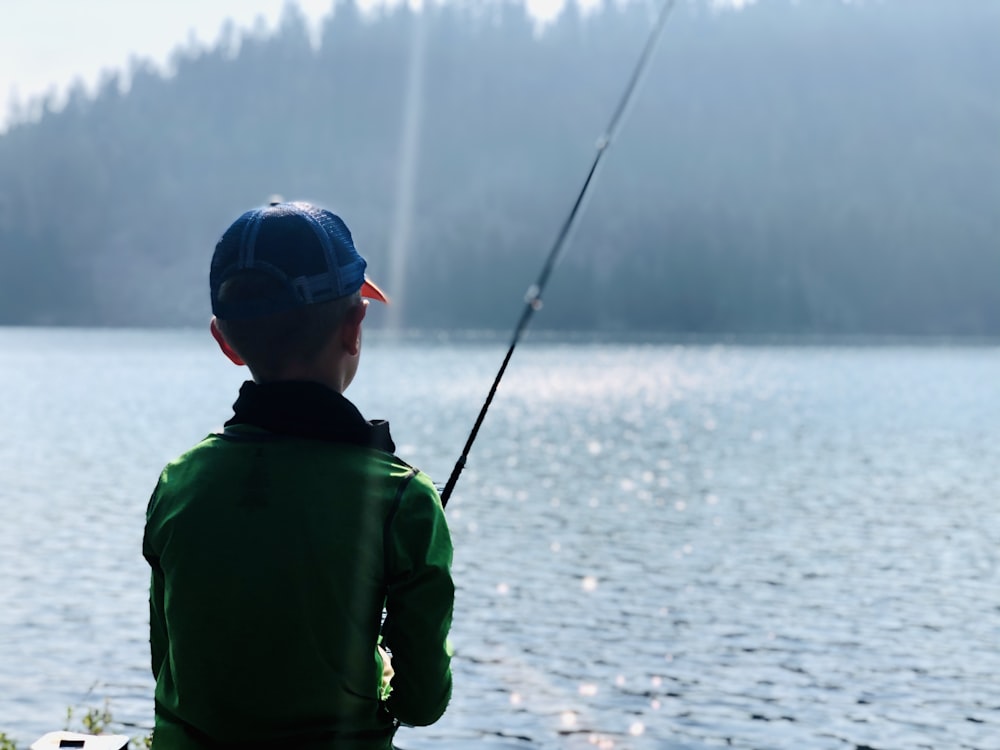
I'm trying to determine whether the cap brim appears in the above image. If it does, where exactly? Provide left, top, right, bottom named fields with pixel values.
left=361, top=277, right=389, bottom=304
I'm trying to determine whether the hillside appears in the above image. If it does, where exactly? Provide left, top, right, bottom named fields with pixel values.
left=1, top=0, right=998, bottom=333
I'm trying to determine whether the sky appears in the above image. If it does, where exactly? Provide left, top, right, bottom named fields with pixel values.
left=0, top=0, right=616, bottom=130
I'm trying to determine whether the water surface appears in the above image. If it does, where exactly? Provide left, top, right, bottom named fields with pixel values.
left=1, top=328, right=998, bottom=749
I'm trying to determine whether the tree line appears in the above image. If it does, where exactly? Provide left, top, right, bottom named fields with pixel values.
left=1, top=0, right=998, bottom=334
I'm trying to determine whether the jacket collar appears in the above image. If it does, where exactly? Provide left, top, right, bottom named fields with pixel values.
left=225, top=380, right=396, bottom=453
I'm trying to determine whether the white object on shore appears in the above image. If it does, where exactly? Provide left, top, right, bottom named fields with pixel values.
left=30, top=732, right=129, bottom=750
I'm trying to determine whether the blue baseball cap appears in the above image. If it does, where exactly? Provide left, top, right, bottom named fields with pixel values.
left=210, top=201, right=388, bottom=320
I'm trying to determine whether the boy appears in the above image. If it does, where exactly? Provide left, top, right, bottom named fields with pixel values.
left=142, top=201, right=454, bottom=749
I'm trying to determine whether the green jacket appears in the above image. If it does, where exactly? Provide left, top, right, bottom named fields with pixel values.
left=143, top=381, right=454, bottom=749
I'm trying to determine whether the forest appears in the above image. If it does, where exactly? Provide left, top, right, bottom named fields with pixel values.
left=0, top=0, right=998, bottom=334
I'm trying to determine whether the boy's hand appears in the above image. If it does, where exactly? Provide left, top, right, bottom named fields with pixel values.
left=378, top=645, right=395, bottom=701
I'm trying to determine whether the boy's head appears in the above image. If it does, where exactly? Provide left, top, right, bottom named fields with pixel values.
left=209, top=202, right=387, bottom=386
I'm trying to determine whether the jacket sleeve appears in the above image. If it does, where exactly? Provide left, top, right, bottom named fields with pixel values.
left=380, top=471, right=454, bottom=726
left=143, top=482, right=169, bottom=679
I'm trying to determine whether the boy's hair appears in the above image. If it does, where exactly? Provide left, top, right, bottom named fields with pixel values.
left=215, top=270, right=362, bottom=381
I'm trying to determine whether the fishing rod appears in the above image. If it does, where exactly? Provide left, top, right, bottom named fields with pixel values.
left=440, top=0, right=677, bottom=508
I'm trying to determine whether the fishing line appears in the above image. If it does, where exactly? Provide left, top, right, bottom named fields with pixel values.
left=440, top=0, right=677, bottom=508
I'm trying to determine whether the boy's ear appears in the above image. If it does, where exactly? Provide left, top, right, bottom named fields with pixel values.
left=340, top=300, right=368, bottom=356
left=210, top=317, right=246, bottom=366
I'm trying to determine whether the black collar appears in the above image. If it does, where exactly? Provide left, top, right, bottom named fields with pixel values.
left=224, top=380, right=396, bottom=453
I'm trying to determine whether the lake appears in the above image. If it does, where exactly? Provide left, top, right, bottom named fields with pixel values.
left=1, top=328, right=998, bottom=749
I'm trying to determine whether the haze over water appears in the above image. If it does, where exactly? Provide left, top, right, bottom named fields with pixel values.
left=1, top=328, right=998, bottom=749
